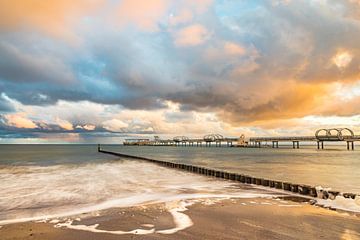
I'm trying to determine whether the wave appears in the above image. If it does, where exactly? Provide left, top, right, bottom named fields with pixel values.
left=0, top=161, right=273, bottom=225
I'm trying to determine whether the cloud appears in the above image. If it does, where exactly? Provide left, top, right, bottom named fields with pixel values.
left=173, top=24, right=210, bottom=46
left=4, top=114, right=37, bottom=129
left=0, top=0, right=103, bottom=42
left=0, top=41, right=75, bottom=84
left=223, top=42, right=246, bottom=56
left=332, top=51, right=353, bottom=69
left=169, top=9, right=194, bottom=26
left=102, top=119, right=129, bottom=132
left=55, top=118, right=74, bottom=131
left=0, top=93, right=14, bottom=112
left=114, top=0, right=168, bottom=32
left=2, top=0, right=360, bottom=142
left=83, top=124, right=96, bottom=131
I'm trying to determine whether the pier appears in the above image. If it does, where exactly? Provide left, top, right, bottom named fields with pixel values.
left=123, top=128, right=360, bottom=150
left=98, top=145, right=358, bottom=202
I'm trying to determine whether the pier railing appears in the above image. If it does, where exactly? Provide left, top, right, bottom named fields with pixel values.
left=122, top=129, right=360, bottom=150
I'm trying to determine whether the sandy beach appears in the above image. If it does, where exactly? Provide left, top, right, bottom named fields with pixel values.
left=1, top=197, right=360, bottom=240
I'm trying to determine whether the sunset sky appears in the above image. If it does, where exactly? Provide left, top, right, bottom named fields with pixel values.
left=1, top=0, right=360, bottom=143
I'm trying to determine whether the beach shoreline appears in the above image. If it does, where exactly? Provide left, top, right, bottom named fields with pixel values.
left=1, top=197, right=360, bottom=240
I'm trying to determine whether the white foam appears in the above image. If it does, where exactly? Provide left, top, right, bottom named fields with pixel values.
left=142, top=224, right=154, bottom=228
left=55, top=200, right=194, bottom=235
left=0, top=161, right=275, bottom=225
left=55, top=220, right=155, bottom=235
left=156, top=201, right=194, bottom=234
left=317, top=195, right=360, bottom=213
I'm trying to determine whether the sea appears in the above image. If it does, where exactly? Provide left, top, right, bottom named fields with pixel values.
left=1, top=144, right=360, bottom=226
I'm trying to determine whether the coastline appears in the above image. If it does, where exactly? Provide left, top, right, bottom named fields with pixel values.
left=1, top=197, right=360, bottom=240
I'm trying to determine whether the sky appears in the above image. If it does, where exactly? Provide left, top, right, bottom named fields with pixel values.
left=1, top=0, right=360, bottom=143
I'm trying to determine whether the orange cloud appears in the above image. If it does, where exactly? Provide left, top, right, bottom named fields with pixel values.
left=5, top=114, right=37, bottom=129
left=169, top=9, right=193, bottom=26
left=174, top=24, right=210, bottom=46
left=168, top=0, right=213, bottom=27
left=218, top=82, right=330, bottom=126
left=114, top=0, right=169, bottom=32
left=0, top=0, right=103, bottom=41
left=55, top=118, right=73, bottom=131
left=223, top=42, right=246, bottom=56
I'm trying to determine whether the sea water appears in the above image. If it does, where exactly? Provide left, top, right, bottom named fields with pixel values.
left=106, top=144, right=360, bottom=194
left=0, top=144, right=359, bottom=226
left=0, top=144, right=273, bottom=225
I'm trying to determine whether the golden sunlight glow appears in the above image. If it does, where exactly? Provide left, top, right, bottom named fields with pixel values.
left=332, top=51, right=353, bottom=68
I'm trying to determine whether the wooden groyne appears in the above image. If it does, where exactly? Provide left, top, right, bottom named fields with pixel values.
left=98, top=145, right=358, bottom=201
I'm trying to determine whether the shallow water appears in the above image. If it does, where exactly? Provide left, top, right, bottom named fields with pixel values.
left=105, top=144, right=360, bottom=194
left=0, top=144, right=359, bottom=225
left=0, top=144, right=273, bottom=225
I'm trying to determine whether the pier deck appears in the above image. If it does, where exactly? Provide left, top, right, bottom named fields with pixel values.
left=123, top=128, right=360, bottom=150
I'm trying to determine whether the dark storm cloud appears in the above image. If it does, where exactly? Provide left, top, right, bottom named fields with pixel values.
left=0, top=94, right=14, bottom=112
left=0, top=41, right=76, bottom=84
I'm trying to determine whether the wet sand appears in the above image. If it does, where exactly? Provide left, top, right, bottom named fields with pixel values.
left=1, top=197, right=360, bottom=240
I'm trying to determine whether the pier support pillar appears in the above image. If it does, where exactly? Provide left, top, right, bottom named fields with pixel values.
left=347, top=141, right=354, bottom=150
left=317, top=141, right=324, bottom=149
left=292, top=141, right=300, bottom=149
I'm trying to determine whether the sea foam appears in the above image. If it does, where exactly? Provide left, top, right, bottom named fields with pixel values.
left=0, top=160, right=272, bottom=225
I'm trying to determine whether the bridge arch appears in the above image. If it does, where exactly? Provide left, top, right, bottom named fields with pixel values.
left=315, top=128, right=354, bottom=141
left=203, top=134, right=224, bottom=142
left=173, top=136, right=189, bottom=142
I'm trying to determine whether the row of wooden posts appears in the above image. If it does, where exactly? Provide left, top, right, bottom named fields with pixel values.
left=98, top=146, right=358, bottom=201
